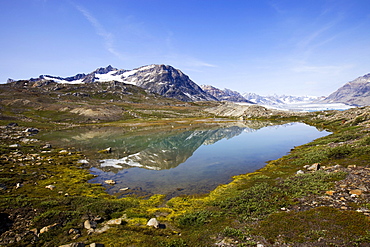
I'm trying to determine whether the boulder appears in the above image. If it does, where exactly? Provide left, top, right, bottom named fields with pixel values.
left=84, top=220, right=97, bottom=230
left=307, top=163, right=320, bottom=171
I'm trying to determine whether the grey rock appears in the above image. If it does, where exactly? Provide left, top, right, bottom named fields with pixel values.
left=23, top=128, right=39, bottom=134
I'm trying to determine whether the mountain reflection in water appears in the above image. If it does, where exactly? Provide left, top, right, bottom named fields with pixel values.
left=100, top=126, right=248, bottom=170
left=39, top=121, right=329, bottom=198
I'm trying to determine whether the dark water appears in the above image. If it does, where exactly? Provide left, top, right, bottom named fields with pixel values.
left=40, top=121, right=329, bottom=197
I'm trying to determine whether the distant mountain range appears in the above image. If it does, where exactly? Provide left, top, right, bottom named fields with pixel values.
left=242, top=93, right=324, bottom=105
left=9, top=64, right=370, bottom=106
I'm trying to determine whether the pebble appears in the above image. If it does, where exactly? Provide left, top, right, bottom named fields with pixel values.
left=45, top=185, right=56, bottom=190
left=104, top=180, right=116, bottom=185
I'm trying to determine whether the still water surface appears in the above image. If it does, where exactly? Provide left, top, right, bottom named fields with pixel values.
left=40, top=122, right=329, bottom=197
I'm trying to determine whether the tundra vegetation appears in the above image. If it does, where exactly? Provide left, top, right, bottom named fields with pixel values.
left=0, top=81, right=369, bottom=246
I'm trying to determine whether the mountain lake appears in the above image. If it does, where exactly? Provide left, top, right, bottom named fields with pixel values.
left=39, top=121, right=330, bottom=198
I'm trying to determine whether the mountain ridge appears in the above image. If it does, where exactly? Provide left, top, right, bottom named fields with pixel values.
left=322, top=73, right=370, bottom=105
left=29, top=64, right=218, bottom=102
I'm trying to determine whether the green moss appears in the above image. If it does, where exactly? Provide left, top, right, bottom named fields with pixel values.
left=256, top=207, right=370, bottom=245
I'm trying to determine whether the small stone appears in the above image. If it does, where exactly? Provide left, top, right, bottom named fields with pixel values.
left=350, top=189, right=363, bottom=196
left=42, top=144, right=52, bottom=149
left=341, top=206, right=348, bottom=210
left=119, top=187, right=129, bottom=191
left=98, top=147, right=112, bottom=153
left=72, top=234, right=82, bottom=240
left=104, top=180, right=116, bottom=185
left=90, top=243, right=105, bottom=247
left=68, top=228, right=80, bottom=235
left=147, top=218, right=159, bottom=228
left=59, top=150, right=69, bottom=154
left=45, top=185, right=56, bottom=190
left=296, top=170, right=304, bottom=175
left=40, top=223, right=60, bottom=234
left=9, top=144, right=21, bottom=148
left=70, top=243, right=85, bottom=247
left=325, top=190, right=335, bottom=196
left=77, top=159, right=89, bottom=164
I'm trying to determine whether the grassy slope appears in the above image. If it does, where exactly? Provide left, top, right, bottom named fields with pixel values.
left=0, top=83, right=369, bottom=246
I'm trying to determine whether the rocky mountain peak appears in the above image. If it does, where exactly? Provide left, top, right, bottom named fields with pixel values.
left=93, top=65, right=117, bottom=74
left=201, top=85, right=253, bottom=103
left=323, top=72, right=370, bottom=106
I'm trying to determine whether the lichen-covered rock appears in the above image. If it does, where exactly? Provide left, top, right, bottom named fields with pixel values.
left=146, top=218, right=159, bottom=228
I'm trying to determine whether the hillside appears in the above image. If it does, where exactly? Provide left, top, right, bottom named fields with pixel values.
left=323, top=73, right=370, bottom=106
left=0, top=79, right=217, bottom=124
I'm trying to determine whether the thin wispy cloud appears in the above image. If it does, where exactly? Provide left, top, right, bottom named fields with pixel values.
left=74, top=4, right=124, bottom=60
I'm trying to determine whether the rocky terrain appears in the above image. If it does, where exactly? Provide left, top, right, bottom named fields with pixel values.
left=1, top=105, right=370, bottom=246
left=203, top=102, right=306, bottom=119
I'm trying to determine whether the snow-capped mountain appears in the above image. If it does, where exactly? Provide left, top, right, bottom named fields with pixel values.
left=30, top=65, right=217, bottom=102
left=200, top=85, right=254, bottom=103
left=322, top=73, right=370, bottom=106
left=243, top=93, right=322, bottom=105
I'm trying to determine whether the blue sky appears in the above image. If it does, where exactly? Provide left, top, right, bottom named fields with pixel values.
left=1, top=0, right=370, bottom=96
